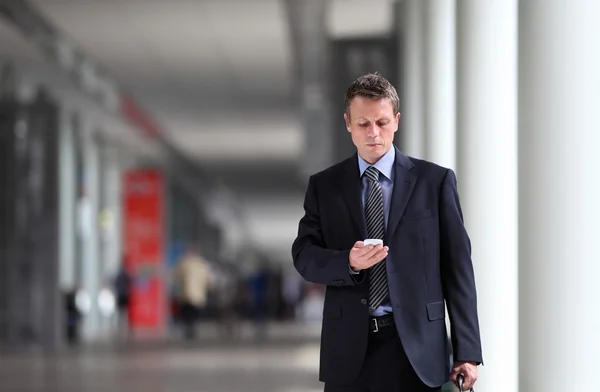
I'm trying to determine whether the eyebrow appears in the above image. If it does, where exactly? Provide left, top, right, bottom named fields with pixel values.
left=358, top=117, right=391, bottom=122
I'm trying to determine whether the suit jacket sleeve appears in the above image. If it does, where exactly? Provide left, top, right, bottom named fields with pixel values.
left=291, top=175, right=359, bottom=287
left=439, top=169, right=484, bottom=365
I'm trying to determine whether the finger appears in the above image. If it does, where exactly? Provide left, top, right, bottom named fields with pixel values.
left=350, top=247, right=376, bottom=270
left=460, top=376, right=474, bottom=390
left=365, top=249, right=387, bottom=265
left=464, top=375, right=477, bottom=390
left=353, top=246, right=375, bottom=259
left=367, top=244, right=384, bottom=256
left=366, top=248, right=388, bottom=266
left=352, top=247, right=382, bottom=269
left=357, top=244, right=383, bottom=258
left=449, top=366, right=461, bottom=377
left=373, top=247, right=389, bottom=259
left=353, top=241, right=365, bottom=248
left=355, top=242, right=380, bottom=253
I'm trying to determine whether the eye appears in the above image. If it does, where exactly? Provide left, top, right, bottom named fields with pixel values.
left=377, top=121, right=390, bottom=127
left=358, top=123, right=369, bottom=127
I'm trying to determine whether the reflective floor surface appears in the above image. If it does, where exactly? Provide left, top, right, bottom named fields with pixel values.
left=0, top=322, right=324, bottom=392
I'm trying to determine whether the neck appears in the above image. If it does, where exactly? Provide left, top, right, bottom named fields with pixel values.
left=362, top=156, right=381, bottom=165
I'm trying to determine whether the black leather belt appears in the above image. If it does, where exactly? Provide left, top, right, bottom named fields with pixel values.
left=370, top=314, right=394, bottom=333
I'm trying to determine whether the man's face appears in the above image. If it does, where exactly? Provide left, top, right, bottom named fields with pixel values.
left=344, top=96, right=400, bottom=164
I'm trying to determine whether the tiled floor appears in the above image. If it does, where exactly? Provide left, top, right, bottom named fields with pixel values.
left=0, top=322, right=324, bottom=392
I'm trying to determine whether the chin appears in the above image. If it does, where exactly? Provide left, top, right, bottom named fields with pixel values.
left=361, top=151, right=384, bottom=164
left=367, top=145, right=385, bottom=153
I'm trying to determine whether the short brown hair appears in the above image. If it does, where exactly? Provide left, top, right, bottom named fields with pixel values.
left=344, top=73, right=400, bottom=119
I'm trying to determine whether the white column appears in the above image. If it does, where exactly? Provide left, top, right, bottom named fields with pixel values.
left=519, top=2, right=600, bottom=391
left=80, top=122, right=101, bottom=341
left=58, top=107, right=76, bottom=291
left=100, top=144, right=122, bottom=280
left=456, top=2, right=518, bottom=392
left=399, top=0, right=425, bottom=158
left=286, top=0, right=333, bottom=177
left=423, top=0, right=456, bottom=170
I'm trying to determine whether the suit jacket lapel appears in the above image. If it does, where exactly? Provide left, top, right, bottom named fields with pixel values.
left=387, top=148, right=418, bottom=239
left=336, top=155, right=367, bottom=239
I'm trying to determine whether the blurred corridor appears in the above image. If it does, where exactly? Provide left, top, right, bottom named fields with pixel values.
left=0, top=1, right=385, bottom=390
left=1, top=0, right=599, bottom=391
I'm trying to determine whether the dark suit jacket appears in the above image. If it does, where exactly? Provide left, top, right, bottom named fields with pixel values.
left=291, top=147, right=483, bottom=387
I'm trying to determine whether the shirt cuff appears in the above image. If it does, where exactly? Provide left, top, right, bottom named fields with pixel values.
left=348, top=265, right=360, bottom=275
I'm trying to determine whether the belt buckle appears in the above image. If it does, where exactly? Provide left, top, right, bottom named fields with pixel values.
left=372, top=318, right=379, bottom=333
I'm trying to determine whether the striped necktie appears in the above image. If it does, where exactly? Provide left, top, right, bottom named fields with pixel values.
left=364, top=166, right=388, bottom=309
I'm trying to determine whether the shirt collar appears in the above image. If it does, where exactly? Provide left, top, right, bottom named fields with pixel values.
left=357, top=146, right=395, bottom=181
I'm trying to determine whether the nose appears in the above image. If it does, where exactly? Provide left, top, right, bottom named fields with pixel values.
left=367, top=125, right=379, bottom=138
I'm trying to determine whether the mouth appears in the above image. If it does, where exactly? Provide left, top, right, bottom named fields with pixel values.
left=365, top=143, right=382, bottom=147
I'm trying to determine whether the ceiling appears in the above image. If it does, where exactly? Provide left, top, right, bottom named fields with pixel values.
left=29, top=0, right=300, bottom=165
left=0, top=15, right=44, bottom=63
left=0, top=16, right=163, bottom=160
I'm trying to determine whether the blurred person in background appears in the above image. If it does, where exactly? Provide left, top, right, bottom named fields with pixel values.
left=213, top=262, right=239, bottom=338
left=282, top=267, right=304, bottom=321
left=173, top=245, right=212, bottom=340
left=249, top=262, right=270, bottom=340
left=268, top=264, right=285, bottom=320
left=64, top=286, right=82, bottom=345
left=291, top=73, right=482, bottom=392
left=113, top=261, right=132, bottom=340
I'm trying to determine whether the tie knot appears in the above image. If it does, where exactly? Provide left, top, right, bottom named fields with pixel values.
left=364, top=166, right=380, bottom=183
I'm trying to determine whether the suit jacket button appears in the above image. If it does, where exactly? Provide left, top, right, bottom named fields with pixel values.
left=361, top=299, right=367, bottom=305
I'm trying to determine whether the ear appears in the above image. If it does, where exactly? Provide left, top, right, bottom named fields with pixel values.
left=394, top=112, right=401, bottom=132
left=344, top=113, right=351, bottom=132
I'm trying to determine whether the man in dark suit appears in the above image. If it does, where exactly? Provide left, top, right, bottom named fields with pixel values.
left=291, top=73, right=483, bottom=391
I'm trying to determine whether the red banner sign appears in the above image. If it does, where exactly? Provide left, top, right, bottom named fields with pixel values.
left=123, top=169, right=165, bottom=330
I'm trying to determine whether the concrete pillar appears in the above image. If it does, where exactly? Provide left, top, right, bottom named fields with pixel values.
left=398, top=0, right=425, bottom=158
left=423, top=0, right=456, bottom=169
left=96, top=140, right=122, bottom=338
left=79, top=121, right=101, bottom=341
left=59, top=107, right=77, bottom=291
left=285, top=0, right=333, bottom=178
left=519, top=1, right=600, bottom=391
left=456, top=2, right=518, bottom=392
left=99, top=142, right=122, bottom=281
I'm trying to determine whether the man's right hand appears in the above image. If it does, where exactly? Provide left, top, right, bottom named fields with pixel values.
left=349, top=241, right=389, bottom=271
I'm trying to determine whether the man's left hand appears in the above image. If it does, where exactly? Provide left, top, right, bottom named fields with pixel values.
left=450, top=361, right=478, bottom=390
